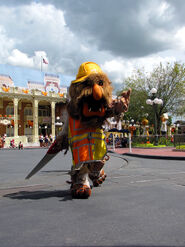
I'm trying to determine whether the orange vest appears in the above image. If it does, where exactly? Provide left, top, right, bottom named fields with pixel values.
left=68, top=117, right=107, bottom=168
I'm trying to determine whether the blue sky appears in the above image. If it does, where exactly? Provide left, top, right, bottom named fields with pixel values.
left=0, top=63, right=72, bottom=87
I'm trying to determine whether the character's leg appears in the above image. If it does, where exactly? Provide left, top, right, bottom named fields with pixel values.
left=88, top=161, right=107, bottom=187
left=70, top=164, right=91, bottom=199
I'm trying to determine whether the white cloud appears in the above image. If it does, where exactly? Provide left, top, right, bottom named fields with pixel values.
left=101, top=55, right=177, bottom=83
left=102, top=59, right=133, bottom=83
left=0, top=2, right=105, bottom=76
left=0, top=25, right=16, bottom=62
left=34, top=51, right=49, bottom=69
left=7, top=49, right=34, bottom=67
left=7, top=49, right=49, bottom=69
left=133, top=55, right=176, bottom=72
left=157, top=1, right=173, bottom=20
left=0, top=0, right=184, bottom=86
left=174, top=26, right=185, bottom=50
left=0, top=3, right=75, bottom=69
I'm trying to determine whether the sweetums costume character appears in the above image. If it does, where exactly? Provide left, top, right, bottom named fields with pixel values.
left=66, top=62, right=131, bottom=198
left=26, top=62, right=131, bottom=199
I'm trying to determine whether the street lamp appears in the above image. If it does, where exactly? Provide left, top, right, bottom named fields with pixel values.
left=45, top=125, right=47, bottom=136
left=146, top=88, right=163, bottom=145
left=131, top=119, right=134, bottom=125
left=55, top=116, right=63, bottom=127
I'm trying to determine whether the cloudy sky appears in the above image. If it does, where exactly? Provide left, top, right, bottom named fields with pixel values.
left=0, top=0, right=185, bottom=87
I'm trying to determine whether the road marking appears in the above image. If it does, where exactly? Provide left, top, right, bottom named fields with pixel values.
left=133, top=179, right=168, bottom=183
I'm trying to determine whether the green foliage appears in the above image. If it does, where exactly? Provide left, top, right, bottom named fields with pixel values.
left=167, top=116, right=172, bottom=126
left=131, top=135, right=173, bottom=147
left=133, top=143, right=166, bottom=148
left=123, top=88, right=149, bottom=122
left=158, top=137, right=167, bottom=145
left=131, top=136, right=148, bottom=144
left=158, top=136, right=173, bottom=146
left=176, top=145, right=185, bottom=150
left=122, top=62, right=185, bottom=126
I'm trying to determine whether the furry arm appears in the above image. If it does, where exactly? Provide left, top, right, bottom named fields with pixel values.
left=107, top=88, right=131, bottom=120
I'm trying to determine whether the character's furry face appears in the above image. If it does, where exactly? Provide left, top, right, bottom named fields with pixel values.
left=67, top=73, right=113, bottom=127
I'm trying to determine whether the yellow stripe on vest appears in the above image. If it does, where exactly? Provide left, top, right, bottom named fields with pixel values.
left=68, top=117, right=107, bottom=168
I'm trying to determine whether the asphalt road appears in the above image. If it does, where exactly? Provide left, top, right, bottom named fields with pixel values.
left=0, top=149, right=185, bottom=247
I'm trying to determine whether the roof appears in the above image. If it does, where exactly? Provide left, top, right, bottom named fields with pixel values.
left=45, top=73, right=59, bottom=78
left=28, top=81, right=44, bottom=85
left=0, top=63, right=72, bottom=88
left=0, top=74, right=12, bottom=79
left=0, top=74, right=14, bottom=85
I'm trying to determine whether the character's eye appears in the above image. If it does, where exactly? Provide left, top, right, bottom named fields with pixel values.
left=98, top=80, right=103, bottom=86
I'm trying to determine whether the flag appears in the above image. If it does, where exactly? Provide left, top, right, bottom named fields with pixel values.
left=43, top=58, right=48, bottom=64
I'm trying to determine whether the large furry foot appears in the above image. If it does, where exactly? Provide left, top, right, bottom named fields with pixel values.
left=89, top=169, right=107, bottom=187
left=71, top=184, right=91, bottom=199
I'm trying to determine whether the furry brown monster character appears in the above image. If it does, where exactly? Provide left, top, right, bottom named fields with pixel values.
left=64, top=62, right=131, bottom=198
left=26, top=62, right=131, bottom=199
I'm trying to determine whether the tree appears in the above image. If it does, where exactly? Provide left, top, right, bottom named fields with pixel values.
left=117, top=88, right=148, bottom=122
left=120, top=62, right=185, bottom=133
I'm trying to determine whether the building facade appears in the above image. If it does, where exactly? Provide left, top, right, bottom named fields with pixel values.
left=0, top=70, right=68, bottom=146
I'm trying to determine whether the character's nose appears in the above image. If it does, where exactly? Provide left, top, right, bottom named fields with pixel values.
left=93, top=83, right=103, bottom=100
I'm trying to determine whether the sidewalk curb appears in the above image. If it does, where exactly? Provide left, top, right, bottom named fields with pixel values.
left=1, top=147, right=185, bottom=161
left=0, top=147, right=47, bottom=151
left=123, top=152, right=185, bottom=161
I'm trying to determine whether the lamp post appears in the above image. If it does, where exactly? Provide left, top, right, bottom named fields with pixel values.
left=129, top=119, right=136, bottom=137
left=146, top=88, right=163, bottom=146
left=45, top=125, right=47, bottom=136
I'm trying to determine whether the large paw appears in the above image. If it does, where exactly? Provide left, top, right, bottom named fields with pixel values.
left=119, top=88, right=131, bottom=112
left=111, top=88, right=131, bottom=121
left=71, top=184, right=91, bottom=199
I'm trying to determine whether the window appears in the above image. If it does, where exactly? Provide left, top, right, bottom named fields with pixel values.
left=6, top=106, right=14, bottom=115
left=38, top=106, right=51, bottom=117
left=24, top=107, right=32, bottom=116
left=6, top=125, right=14, bottom=137
left=24, top=124, right=33, bottom=135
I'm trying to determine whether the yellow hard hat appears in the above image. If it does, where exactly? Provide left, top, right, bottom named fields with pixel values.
left=71, top=62, right=103, bottom=84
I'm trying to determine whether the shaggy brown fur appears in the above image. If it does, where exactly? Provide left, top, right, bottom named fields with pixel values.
left=67, top=73, right=113, bottom=128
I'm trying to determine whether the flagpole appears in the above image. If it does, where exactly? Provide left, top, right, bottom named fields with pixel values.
left=41, top=56, right=43, bottom=72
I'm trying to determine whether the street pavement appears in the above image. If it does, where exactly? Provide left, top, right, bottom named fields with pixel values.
left=0, top=148, right=185, bottom=247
